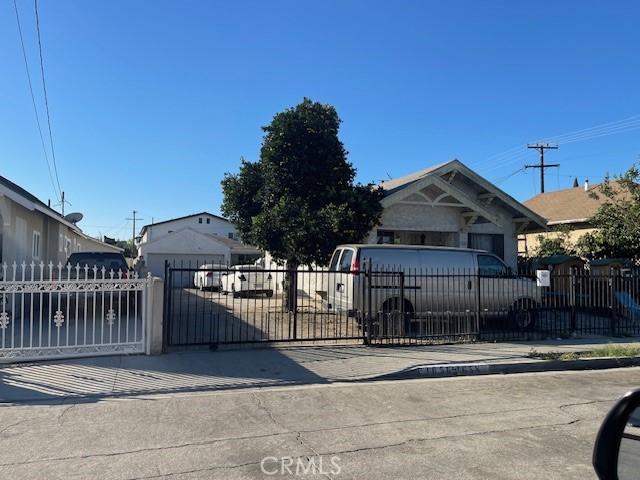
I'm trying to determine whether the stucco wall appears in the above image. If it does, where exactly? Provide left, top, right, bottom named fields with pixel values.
left=144, top=214, right=236, bottom=241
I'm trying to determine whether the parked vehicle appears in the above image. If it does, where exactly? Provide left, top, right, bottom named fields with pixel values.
left=325, top=244, right=542, bottom=332
left=193, top=264, right=225, bottom=291
left=220, top=265, right=273, bottom=298
left=53, top=251, right=132, bottom=313
left=64, top=251, right=130, bottom=279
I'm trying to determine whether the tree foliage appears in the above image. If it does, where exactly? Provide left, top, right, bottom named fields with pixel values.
left=583, top=163, right=640, bottom=260
left=221, top=98, right=384, bottom=266
left=531, top=229, right=575, bottom=258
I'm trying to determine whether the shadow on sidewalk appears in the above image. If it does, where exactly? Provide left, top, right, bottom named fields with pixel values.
left=0, top=348, right=329, bottom=405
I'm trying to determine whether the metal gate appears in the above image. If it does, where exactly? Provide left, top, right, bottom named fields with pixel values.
left=163, top=262, right=364, bottom=348
left=0, top=262, right=148, bottom=362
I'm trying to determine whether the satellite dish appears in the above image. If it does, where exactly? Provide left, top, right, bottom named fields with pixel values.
left=64, top=212, right=83, bottom=224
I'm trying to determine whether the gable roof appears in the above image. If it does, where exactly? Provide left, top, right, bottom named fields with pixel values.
left=523, top=181, right=628, bottom=225
left=0, top=175, right=91, bottom=236
left=139, top=212, right=231, bottom=236
left=141, top=227, right=259, bottom=254
left=380, top=159, right=548, bottom=233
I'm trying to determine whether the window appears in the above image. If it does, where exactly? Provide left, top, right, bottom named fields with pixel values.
left=198, top=218, right=203, bottom=224
left=59, top=234, right=64, bottom=252
left=32, top=231, right=41, bottom=260
left=206, top=218, right=210, bottom=224
left=338, top=250, right=354, bottom=272
left=468, top=233, right=504, bottom=259
left=477, top=254, right=509, bottom=277
left=376, top=230, right=395, bottom=244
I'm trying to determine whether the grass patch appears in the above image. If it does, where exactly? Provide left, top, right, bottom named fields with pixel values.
left=529, top=344, right=640, bottom=361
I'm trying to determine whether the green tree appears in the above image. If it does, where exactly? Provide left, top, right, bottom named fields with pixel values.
left=584, top=163, right=640, bottom=260
left=530, top=225, right=575, bottom=258
left=222, top=98, right=384, bottom=306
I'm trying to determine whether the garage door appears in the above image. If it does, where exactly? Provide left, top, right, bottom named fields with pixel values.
left=147, top=254, right=225, bottom=287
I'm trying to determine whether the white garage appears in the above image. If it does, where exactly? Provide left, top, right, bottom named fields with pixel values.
left=138, top=227, right=261, bottom=286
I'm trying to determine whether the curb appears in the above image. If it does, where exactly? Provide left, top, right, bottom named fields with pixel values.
left=376, top=356, right=640, bottom=380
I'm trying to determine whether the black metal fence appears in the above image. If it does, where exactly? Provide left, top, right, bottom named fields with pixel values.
left=163, top=261, right=640, bottom=349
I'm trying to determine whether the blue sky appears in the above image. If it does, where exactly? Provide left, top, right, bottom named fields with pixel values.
left=2, top=0, right=639, bottom=241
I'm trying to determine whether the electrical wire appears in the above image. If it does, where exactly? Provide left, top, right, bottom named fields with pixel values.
left=476, top=115, right=640, bottom=177
left=34, top=0, right=62, bottom=200
left=12, top=0, right=61, bottom=204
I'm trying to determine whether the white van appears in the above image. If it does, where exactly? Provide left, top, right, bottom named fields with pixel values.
left=325, top=244, right=541, bottom=332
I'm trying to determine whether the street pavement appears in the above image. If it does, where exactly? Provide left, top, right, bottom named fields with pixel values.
left=1, top=334, right=640, bottom=404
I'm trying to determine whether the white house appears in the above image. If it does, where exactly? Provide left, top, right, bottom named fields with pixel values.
left=0, top=175, right=121, bottom=278
left=135, top=212, right=261, bottom=282
left=370, top=159, right=548, bottom=271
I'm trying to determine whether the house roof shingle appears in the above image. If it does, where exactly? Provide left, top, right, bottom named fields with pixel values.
left=523, top=182, right=626, bottom=225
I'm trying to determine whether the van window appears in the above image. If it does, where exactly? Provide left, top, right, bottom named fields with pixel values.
left=419, top=250, right=474, bottom=273
left=477, top=254, right=509, bottom=277
left=329, top=249, right=342, bottom=271
left=338, top=250, right=354, bottom=272
left=362, top=249, right=418, bottom=273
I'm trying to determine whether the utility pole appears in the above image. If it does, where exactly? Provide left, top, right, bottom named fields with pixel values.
left=126, top=210, right=143, bottom=243
left=525, top=143, right=559, bottom=193
left=57, top=191, right=71, bottom=217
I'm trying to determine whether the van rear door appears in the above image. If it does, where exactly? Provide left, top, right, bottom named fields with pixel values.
left=327, top=247, right=356, bottom=314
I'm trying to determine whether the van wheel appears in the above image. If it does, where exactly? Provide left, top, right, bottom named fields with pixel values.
left=510, top=300, right=537, bottom=330
left=381, top=298, right=414, bottom=337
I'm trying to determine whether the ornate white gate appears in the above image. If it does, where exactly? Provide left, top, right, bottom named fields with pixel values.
left=0, top=262, right=148, bottom=362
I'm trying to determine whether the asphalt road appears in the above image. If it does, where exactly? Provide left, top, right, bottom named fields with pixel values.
left=1, top=367, right=639, bottom=480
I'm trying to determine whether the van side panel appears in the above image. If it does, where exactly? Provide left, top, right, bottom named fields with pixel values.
left=418, top=250, right=475, bottom=314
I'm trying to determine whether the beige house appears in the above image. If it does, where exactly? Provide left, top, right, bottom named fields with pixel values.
left=520, top=180, right=622, bottom=256
left=367, top=159, right=548, bottom=270
left=0, top=175, right=120, bottom=278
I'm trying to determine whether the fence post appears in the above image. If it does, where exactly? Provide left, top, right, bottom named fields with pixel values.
left=162, top=260, right=171, bottom=352
left=292, top=269, right=298, bottom=340
left=475, top=271, right=481, bottom=334
left=610, top=274, right=618, bottom=335
left=570, top=272, right=577, bottom=333
left=365, top=261, right=372, bottom=346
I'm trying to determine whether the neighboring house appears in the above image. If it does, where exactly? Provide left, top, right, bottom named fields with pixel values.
left=368, top=159, right=548, bottom=271
left=520, top=180, right=623, bottom=256
left=135, top=213, right=261, bottom=282
left=0, top=175, right=122, bottom=278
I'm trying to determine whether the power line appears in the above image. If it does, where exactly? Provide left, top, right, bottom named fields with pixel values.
left=34, top=0, right=62, bottom=198
left=12, top=0, right=60, bottom=204
left=477, top=115, right=640, bottom=176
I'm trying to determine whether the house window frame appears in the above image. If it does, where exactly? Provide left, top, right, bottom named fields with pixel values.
left=32, top=230, right=41, bottom=260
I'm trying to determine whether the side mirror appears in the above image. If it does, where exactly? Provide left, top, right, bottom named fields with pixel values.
left=593, top=388, right=640, bottom=479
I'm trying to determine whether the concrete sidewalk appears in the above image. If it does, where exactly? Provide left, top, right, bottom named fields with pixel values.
left=1, top=335, right=639, bottom=404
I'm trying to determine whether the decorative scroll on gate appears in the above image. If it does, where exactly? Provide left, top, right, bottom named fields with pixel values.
left=0, top=261, right=148, bottom=362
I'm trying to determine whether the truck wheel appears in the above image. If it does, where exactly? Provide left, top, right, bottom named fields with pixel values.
left=510, top=300, right=537, bottom=330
